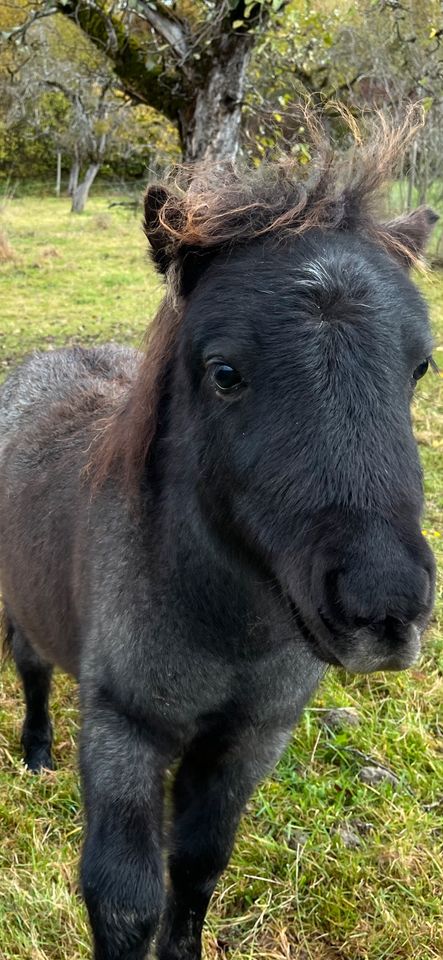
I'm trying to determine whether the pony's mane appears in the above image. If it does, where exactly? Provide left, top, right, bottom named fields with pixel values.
left=151, top=107, right=424, bottom=263
left=90, top=106, right=426, bottom=494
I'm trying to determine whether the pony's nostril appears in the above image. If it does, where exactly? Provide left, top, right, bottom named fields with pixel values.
left=320, top=560, right=431, bottom=640
left=383, top=615, right=410, bottom=644
left=354, top=615, right=410, bottom=644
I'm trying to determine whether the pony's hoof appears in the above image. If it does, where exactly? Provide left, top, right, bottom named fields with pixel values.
left=24, top=748, right=54, bottom=773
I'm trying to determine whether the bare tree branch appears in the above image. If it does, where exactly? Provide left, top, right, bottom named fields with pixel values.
left=133, top=1, right=189, bottom=62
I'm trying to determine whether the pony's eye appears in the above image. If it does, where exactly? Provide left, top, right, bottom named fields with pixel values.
left=210, top=362, right=244, bottom=394
left=413, top=358, right=429, bottom=381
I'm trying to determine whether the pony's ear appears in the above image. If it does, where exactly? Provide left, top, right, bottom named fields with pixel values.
left=144, top=184, right=218, bottom=294
left=384, top=207, right=439, bottom=267
left=144, top=185, right=184, bottom=275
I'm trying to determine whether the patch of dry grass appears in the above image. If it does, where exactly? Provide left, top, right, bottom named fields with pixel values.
left=0, top=228, right=17, bottom=263
left=92, top=213, right=112, bottom=231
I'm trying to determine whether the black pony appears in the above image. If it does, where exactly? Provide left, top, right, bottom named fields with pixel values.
left=0, top=115, right=437, bottom=960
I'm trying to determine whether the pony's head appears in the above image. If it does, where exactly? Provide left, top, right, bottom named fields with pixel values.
left=95, top=109, right=438, bottom=672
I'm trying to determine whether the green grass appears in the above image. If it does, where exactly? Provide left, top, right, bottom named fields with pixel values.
left=0, top=194, right=442, bottom=960
left=0, top=195, right=160, bottom=371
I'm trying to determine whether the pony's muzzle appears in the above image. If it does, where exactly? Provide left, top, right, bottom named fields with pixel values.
left=309, top=528, right=435, bottom=673
left=329, top=620, right=422, bottom=673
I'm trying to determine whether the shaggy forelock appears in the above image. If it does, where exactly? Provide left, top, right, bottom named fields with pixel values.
left=149, top=105, right=426, bottom=272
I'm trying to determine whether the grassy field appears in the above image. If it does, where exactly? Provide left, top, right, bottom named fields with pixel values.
left=0, top=194, right=442, bottom=960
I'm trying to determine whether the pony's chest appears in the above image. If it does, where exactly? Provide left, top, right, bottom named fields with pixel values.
left=232, top=643, right=325, bottom=722
left=172, top=633, right=325, bottom=739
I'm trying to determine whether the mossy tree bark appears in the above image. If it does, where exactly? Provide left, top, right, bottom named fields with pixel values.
left=57, top=1, right=277, bottom=161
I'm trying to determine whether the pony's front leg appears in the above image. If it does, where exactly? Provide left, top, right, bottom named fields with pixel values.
left=80, top=691, right=167, bottom=960
left=157, top=725, right=292, bottom=960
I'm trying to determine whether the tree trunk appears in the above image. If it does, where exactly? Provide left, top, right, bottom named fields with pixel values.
left=418, top=148, right=429, bottom=206
left=55, top=150, right=62, bottom=197
left=59, top=0, right=274, bottom=165
left=407, top=140, right=417, bottom=212
left=71, top=163, right=101, bottom=213
left=67, top=156, right=80, bottom=196
left=179, top=34, right=253, bottom=162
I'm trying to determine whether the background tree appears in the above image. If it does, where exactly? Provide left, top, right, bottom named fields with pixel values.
left=0, top=13, right=180, bottom=206
left=2, top=0, right=289, bottom=162
left=331, top=0, right=443, bottom=209
left=1, top=0, right=442, bottom=223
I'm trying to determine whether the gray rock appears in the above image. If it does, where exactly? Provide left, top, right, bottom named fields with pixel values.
left=321, top=707, right=360, bottom=730
left=350, top=818, right=374, bottom=836
left=287, top=828, right=309, bottom=850
left=335, top=824, right=363, bottom=849
left=359, top=765, right=398, bottom=787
